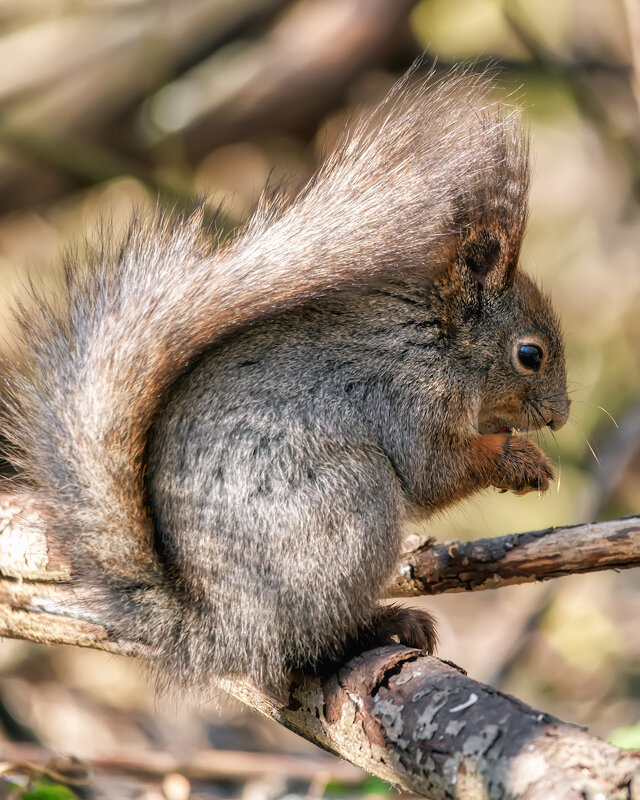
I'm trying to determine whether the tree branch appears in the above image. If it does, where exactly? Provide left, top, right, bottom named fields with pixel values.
left=390, top=515, right=640, bottom=596
left=1, top=491, right=639, bottom=799
left=0, top=742, right=365, bottom=786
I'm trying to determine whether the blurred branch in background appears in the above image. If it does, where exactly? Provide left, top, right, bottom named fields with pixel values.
left=0, top=0, right=418, bottom=212
left=138, top=0, right=418, bottom=160
left=0, top=0, right=290, bottom=210
left=623, top=0, right=640, bottom=108
left=0, top=744, right=365, bottom=788
left=502, top=1, right=640, bottom=195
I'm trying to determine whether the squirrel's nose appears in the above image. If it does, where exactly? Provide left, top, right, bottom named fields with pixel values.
left=547, top=396, right=571, bottom=431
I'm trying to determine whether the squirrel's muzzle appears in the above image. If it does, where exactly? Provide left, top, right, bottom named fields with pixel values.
left=546, top=396, right=571, bottom=431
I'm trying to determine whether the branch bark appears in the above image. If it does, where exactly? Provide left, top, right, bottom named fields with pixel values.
left=1, top=492, right=639, bottom=799
left=390, top=515, right=640, bottom=596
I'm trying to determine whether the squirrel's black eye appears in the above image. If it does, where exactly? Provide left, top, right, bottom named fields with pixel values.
left=517, top=343, right=543, bottom=372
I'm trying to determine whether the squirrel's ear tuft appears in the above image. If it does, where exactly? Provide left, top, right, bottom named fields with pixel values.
left=457, top=227, right=517, bottom=291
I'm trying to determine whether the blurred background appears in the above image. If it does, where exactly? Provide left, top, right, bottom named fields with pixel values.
left=0, top=0, right=638, bottom=798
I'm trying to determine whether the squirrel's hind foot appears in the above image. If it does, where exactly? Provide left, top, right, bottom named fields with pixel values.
left=336, top=604, right=438, bottom=665
left=304, top=605, right=437, bottom=679
left=363, top=604, right=438, bottom=653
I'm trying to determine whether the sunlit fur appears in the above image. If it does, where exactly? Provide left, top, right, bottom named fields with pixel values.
left=0, top=69, right=569, bottom=690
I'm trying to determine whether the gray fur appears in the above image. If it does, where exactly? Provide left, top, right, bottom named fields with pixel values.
left=0, top=68, right=569, bottom=690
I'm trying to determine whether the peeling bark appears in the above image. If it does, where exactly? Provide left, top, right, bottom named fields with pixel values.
left=1, top=492, right=639, bottom=798
left=226, top=651, right=640, bottom=799
left=390, top=515, right=640, bottom=596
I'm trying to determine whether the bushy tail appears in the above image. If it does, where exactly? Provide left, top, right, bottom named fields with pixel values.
left=0, top=68, right=528, bottom=663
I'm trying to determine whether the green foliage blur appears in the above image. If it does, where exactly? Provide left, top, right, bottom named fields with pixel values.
left=2, top=779, right=77, bottom=800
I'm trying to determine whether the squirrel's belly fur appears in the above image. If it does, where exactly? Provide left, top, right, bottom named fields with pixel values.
left=147, top=300, right=435, bottom=686
left=0, top=68, right=569, bottom=690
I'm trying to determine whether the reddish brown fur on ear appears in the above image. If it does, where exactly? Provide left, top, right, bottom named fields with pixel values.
left=457, top=218, right=523, bottom=292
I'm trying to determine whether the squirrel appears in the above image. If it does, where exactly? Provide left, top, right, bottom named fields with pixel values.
left=1, top=69, right=569, bottom=690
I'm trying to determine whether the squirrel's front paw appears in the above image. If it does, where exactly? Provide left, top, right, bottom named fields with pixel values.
left=483, top=433, right=554, bottom=495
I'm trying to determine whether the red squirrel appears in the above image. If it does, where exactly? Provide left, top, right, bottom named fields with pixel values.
left=1, top=69, right=569, bottom=689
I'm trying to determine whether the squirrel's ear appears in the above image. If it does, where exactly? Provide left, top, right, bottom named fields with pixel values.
left=457, top=228, right=517, bottom=292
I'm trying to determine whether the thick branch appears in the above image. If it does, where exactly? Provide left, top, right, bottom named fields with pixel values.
left=390, top=515, right=640, bottom=596
left=1, top=493, right=639, bottom=799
